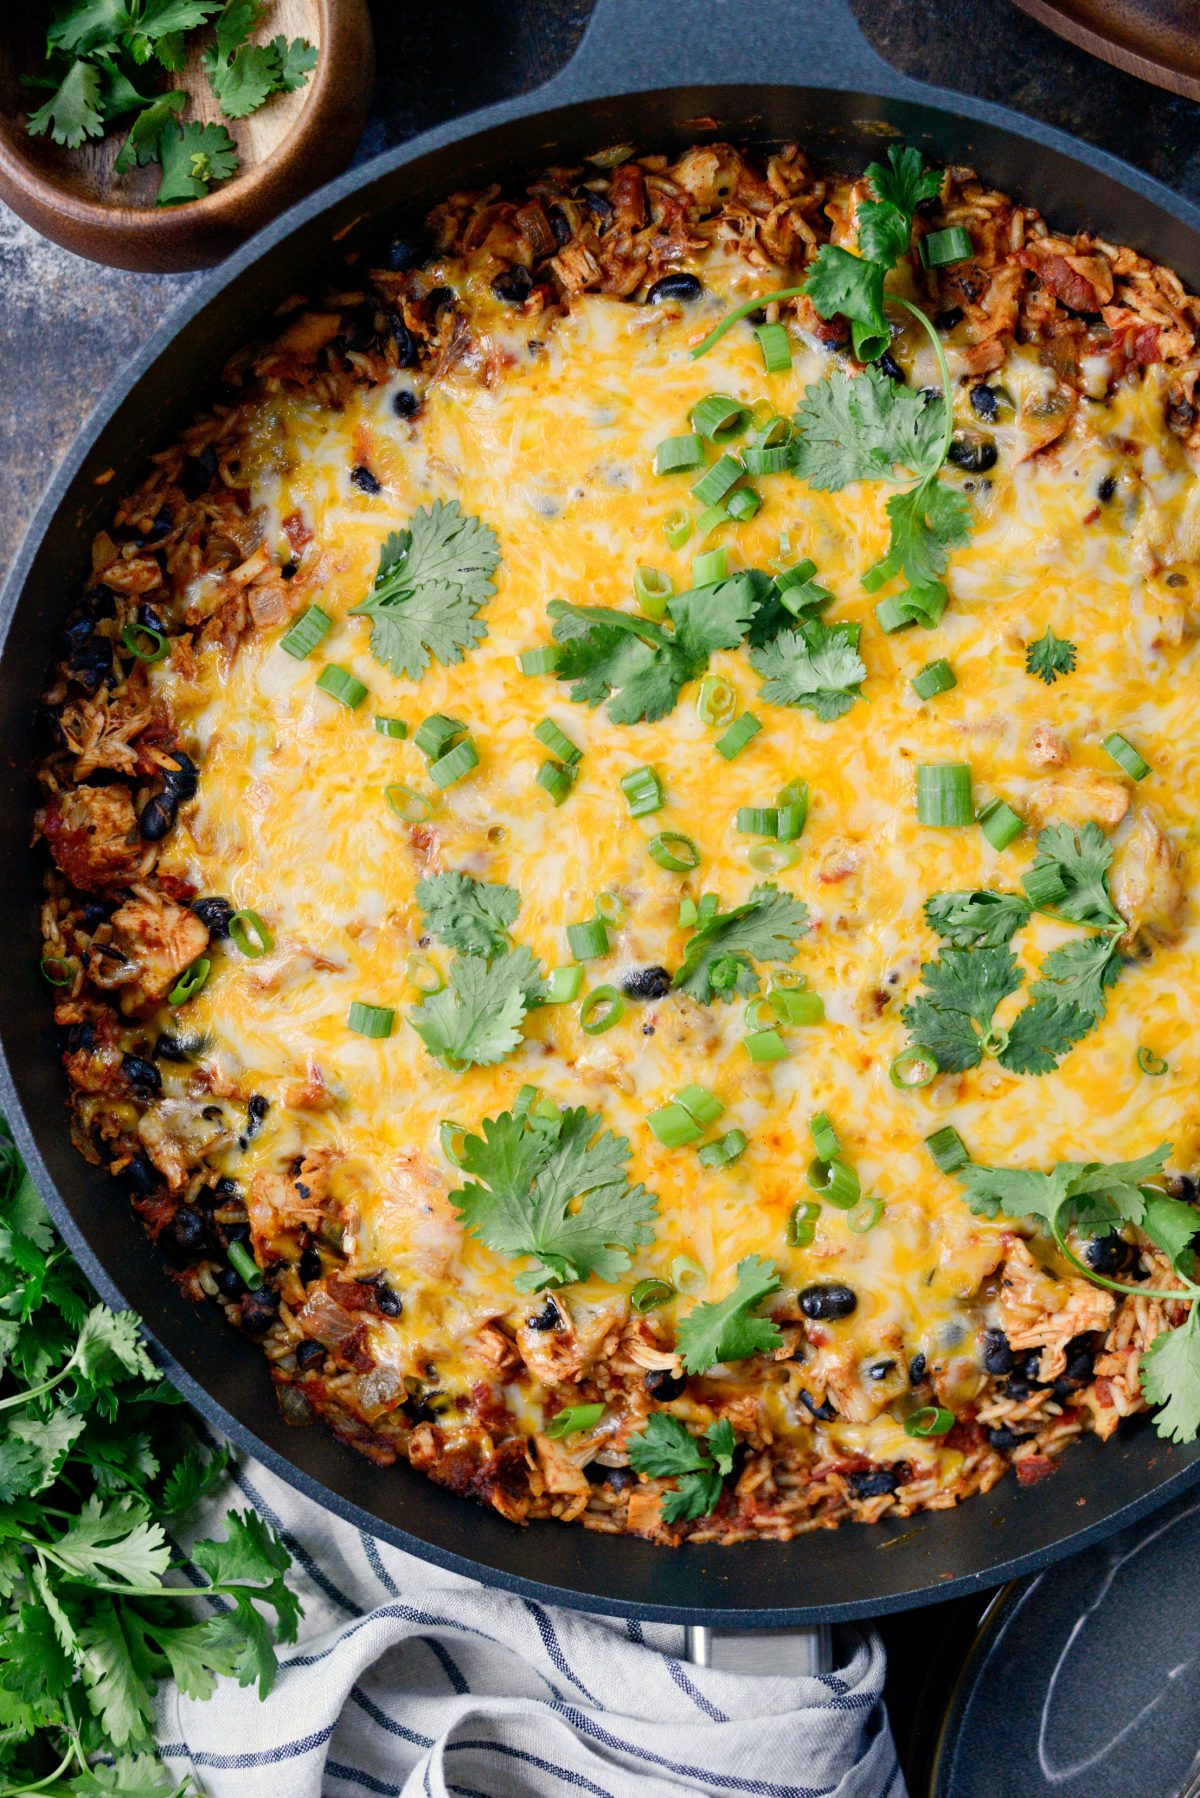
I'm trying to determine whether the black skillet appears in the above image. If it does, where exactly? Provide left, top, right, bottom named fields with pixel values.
left=3, top=0, right=1200, bottom=1627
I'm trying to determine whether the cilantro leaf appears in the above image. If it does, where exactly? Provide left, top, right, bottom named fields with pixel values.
left=626, top=1414, right=737, bottom=1523
left=351, top=501, right=500, bottom=682
left=956, top=1144, right=1171, bottom=1229
left=78, top=1600, right=156, bottom=1748
left=749, top=617, right=866, bottom=721
left=1030, top=934, right=1122, bottom=1021
left=1025, top=822, right=1123, bottom=929
left=50, top=1495, right=171, bottom=1587
left=792, top=367, right=946, bottom=490
left=996, top=996, right=1094, bottom=1075
left=211, top=0, right=266, bottom=60
left=673, top=881, right=809, bottom=1004
left=867, top=142, right=945, bottom=218
left=269, top=33, right=317, bottom=92
left=0, top=1410, right=87, bottom=1502
left=450, top=1105, right=657, bottom=1291
left=204, top=40, right=277, bottom=117
left=676, top=1256, right=782, bottom=1374
left=1140, top=1307, right=1200, bottom=1446
left=1026, top=626, right=1077, bottom=685
left=113, top=91, right=185, bottom=173
left=925, top=889, right=1032, bottom=948
left=415, top=872, right=519, bottom=958
left=47, top=0, right=127, bottom=57
left=410, top=949, right=541, bottom=1069
left=901, top=945, right=1023, bottom=1073
left=155, top=120, right=238, bottom=205
left=872, top=471, right=972, bottom=588
left=802, top=245, right=886, bottom=342
left=27, top=60, right=105, bottom=150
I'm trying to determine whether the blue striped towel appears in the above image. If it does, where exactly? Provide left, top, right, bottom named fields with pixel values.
left=157, top=1446, right=905, bottom=1796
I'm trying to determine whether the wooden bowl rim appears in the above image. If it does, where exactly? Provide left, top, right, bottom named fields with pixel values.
left=0, top=0, right=363, bottom=242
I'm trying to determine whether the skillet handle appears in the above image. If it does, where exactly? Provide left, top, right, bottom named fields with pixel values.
left=538, top=0, right=931, bottom=105
left=683, top=1622, right=833, bottom=1675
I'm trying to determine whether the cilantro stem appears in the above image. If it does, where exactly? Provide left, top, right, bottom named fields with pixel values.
left=1050, top=1211, right=1200, bottom=1304
left=890, top=297, right=954, bottom=471
left=690, top=287, right=809, bottom=360
left=1, top=1740, right=79, bottom=1796
left=0, top=1346, right=83, bottom=1412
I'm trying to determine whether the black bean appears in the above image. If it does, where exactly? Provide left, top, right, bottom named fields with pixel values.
left=646, top=272, right=702, bottom=305
left=998, top=1377, right=1032, bottom=1403
left=948, top=434, right=998, bottom=473
left=122, top=1153, right=159, bottom=1197
left=866, top=1358, right=896, bottom=1381
left=528, top=1298, right=562, bottom=1331
left=121, top=1053, right=161, bottom=1095
left=81, top=900, right=111, bottom=931
left=295, top=1339, right=325, bottom=1370
left=170, top=1205, right=206, bottom=1253
left=425, top=286, right=454, bottom=317
left=577, top=188, right=613, bottom=221
left=548, top=204, right=573, bottom=247
left=146, top=506, right=173, bottom=544
left=934, top=306, right=964, bottom=333
left=351, top=465, right=381, bottom=494
left=67, top=1022, right=94, bottom=1053
left=799, top=1284, right=857, bottom=1321
left=969, top=383, right=1000, bottom=422
left=214, top=1175, right=240, bottom=1199
left=281, top=561, right=297, bottom=580
left=386, top=232, right=426, bottom=273
left=1167, top=397, right=1196, bottom=433
left=241, top=1287, right=280, bottom=1336
left=298, top=1241, right=322, bottom=1286
left=987, top=1426, right=1031, bottom=1451
left=1097, top=474, right=1117, bottom=502
left=1056, top=1337, right=1096, bottom=1391
left=621, top=965, right=671, bottom=1000
left=225, top=1221, right=251, bottom=1245
left=245, top=1095, right=268, bottom=1138
left=908, top=1352, right=927, bottom=1385
left=138, top=794, right=177, bottom=841
left=345, top=310, right=376, bottom=353
left=192, top=896, right=233, bottom=938
left=1167, top=1173, right=1200, bottom=1207
left=161, top=749, right=198, bottom=803
left=847, top=1468, right=899, bottom=1499
left=68, top=635, right=114, bottom=693
left=1085, top=1232, right=1132, bottom=1275
left=981, top=1326, right=1014, bottom=1375
left=180, top=446, right=218, bottom=500
left=392, top=389, right=419, bottom=419
left=644, top=1368, right=686, bottom=1400
left=491, top=266, right=533, bottom=305
left=138, top=601, right=165, bottom=632
left=376, top=1282, right=403, bottom=1318
left=799, top=1390, right=837, bottom=1421
left=215, top=1265, right=244, bottom=1299
left=877, top=350, right=904, bottom=382
left=389, top=315, right=418, bottom=366
left=586, top=1462, right=636, bottom=1490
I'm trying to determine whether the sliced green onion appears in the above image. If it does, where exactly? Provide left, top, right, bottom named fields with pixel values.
left=414, top=713, right=465, bottom=759
left=1102, top=731, right=1150, bottom=780
left=925, top=1125, right=968, bottom=1174
left=655, top=434, right=705, bottom=474
left=851, top=316, right=889, bottom=363
left=545, top=964, right=583, bottom=1004
left=121, top=622, right=169, bottom=662
left=772, top=988, right=824, bottom=1026
left=663, top=507, right=693, bottom=550
left=912, top=659, right=956, bottom=701
left=776, top=799, right=808, bottom=842
left=715, top=711, right=761, bottom=760
left=904, top=1405, right=955, bottom=1437
left=528, top=1094, right=562, bottom=1135
left=920, top=226, right=972, bottom=268
left=596, top=890, right=624, bottom=924
left=690, top=393, right=748, bottom=441
left=439, top=1120, right=469, bottom=1165
left=40, top=955, right=74, bottom=986
left=580, top=985, right=623, bottom=1035
left=809, top=1112, right=839, bottom=1161
left=692, top=454, right=743, bottom=507
left=726, top=486, right=762, bottom=522
left=695, top=503, right=729, bottom=538
left=847, top=1195, right=885, bottom=1234
left=1023, top=861, right=1069, bottom=910
left=977, top=797, right=1024, bottom=851
left=675, top=1083, right=724, bottom=1127
left=519, top=645, right=560, bottom=676
left=227, top=1241, right=263, bottom=1292
left=348, top=1001, right=395, bottom=1039
left=751, top=409, right=791, bottom=446
left=168, top=958, right=210, bottom=1005
left=709, top=952, right=741, bottom=993
left=386, top=783, right=433, bottom=823
left=744, top=995, right=776, bottom=1031
left=620, top=765, right=664, bottom=817
left=876, top=582, right=948, bottom=634
left=536, top=759, right=574, bottom=806
left=648, top=832, right=701, bottom=872
left=787, top=1199, right=821, bottom=1248
left=698, top=1129, right=748, bottom=1170
left=677, top=897, right=698, bottom=928
left=737, top=805, right=778, bottom=837
left=754, top=321, right=792, bottom=373
left=748, top=842, right=799, bottom=875
left=279, top=605, right=331, bottom=660
left=745, top=1028, right=789, bottom=1062
left=808, top=1157, right=860, bottom=1208
left=228, top=909, right=272, bottom=958
left=649, top=1102, right=703, bottom=1147
left=406, top=952, right=444, bottom=994
left=917, top=762, right=972, bottom=827
left=690, top=286, right=808, bottom=360
left=634, top=566, right=674, bottom=620
left=545, top=1402, right=605, bottom=1439
left=740, top=444, right=794, bottom=476
left=1137, top=1045, right=1169, bottom=1077
left=889, top=1046, right=938, bottom=1089
left=671, top=1255, right=706, bottom=1295
left=513, top=1085, right=539, bottom=1119
left=373, top=714, right=407, bottom=739
left=692, top=547, right=727, bottom=587
left=567, top=917, right=609, bottom=961
left=631, top=1277, right=675, bottom=1313
left=534, top=718, right=581, bottom=765
left=698, top=894, right=719, bottom=922
left=697, top=673, right=737, bottom=727
left=316, top=665, right=367, bottom=709
left=429, top=737, right=479, bottom=789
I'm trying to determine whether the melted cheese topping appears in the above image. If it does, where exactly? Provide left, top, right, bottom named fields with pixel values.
left=151, top=275, right=1200, bottom=1466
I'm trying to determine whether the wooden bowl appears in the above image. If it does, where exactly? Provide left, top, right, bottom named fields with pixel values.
left=0, top=0, right=374, bottom=273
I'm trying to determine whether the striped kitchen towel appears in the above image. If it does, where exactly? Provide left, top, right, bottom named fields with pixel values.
left=157, top=1446, right=905, bottom=1797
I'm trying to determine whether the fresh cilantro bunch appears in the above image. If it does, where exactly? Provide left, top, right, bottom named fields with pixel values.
left=25, top=1, right=316, bottom=207
left=449, top=1104, right=658, bottom=1291
left=547, top=573, right=757, bottom=725
left=673, top=882, right=809, bottom=1004
left=626, top=1414, right=737, bottom=1523
left=1026, top=627, right=1077, bottom=686
left=676, top=1256, right=782, bottom=1374
left=749, top=617, right=866, bottom=721
left=352, top=500, right=501, bottom=683
left=0, top=1120, right=299, bottom=1794
left=409, top=874, right=544, bottom=1070
left=954, top=1143, right=1200, bottom=1443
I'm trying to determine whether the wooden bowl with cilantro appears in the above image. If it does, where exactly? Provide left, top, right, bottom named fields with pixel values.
left=0, top=0, right=373, bottom=272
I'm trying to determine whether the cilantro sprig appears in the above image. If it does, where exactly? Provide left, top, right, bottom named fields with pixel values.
left=749, top=617, right=866, bottom=721
left=1026, top=627, right=1077, bottom=686
left=410, top=946, right=546, bottom=1070
left=352, top=500, right=501, bottom=683
left=673, top=882, right=809, bottom=1004
left=415, top=872, right=519, bottom=959
left=626, top=1414, right=737, bottom=1523
left=676, top=1256, right=782, bottom=1373
left=954, top=1143, right=1200, bottom=1442
left=0, top=1120, right=299, bottom=1791
left=449, top=1104, right=658, bottom=1291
